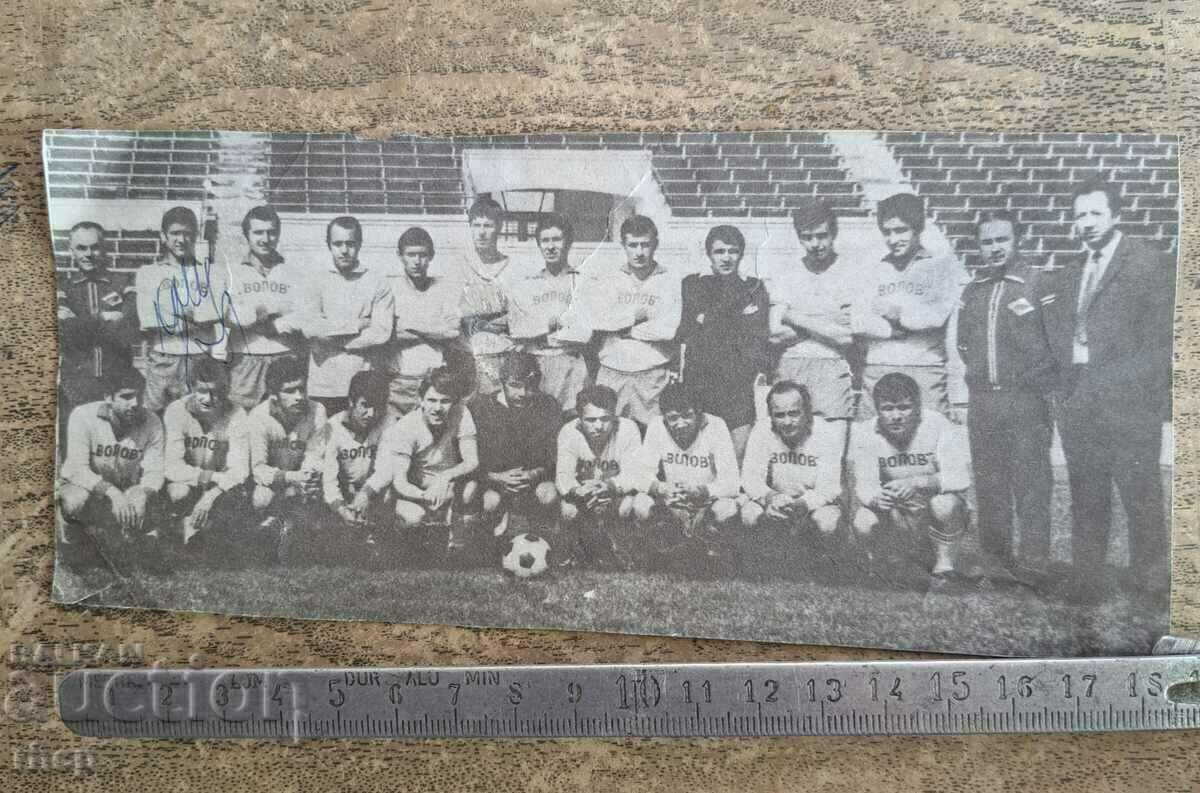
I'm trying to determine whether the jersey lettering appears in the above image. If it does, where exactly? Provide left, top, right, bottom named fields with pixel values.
left=769, top=451, right=817, bottom=466
left=338, top=444, right=377, bottom=462
left=269, top=438, right=308, bottom=452
left=879, top=452, right=934, bottom=468
left=663, top=452, right=711, bottom=468
left=242, top=280, right=289, bottom=295
left=877, top=280, right=930, bottom=298
left=186, top=436, right=227, bottom=453
left=618, top=292, right=657, bottom=306
left=93, top=444, right=141, bottom=460
left=576, top=458, right=620, bottom=478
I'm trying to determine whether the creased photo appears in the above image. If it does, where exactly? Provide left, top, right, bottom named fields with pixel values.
left=45, top=129, right=1177, bottom=657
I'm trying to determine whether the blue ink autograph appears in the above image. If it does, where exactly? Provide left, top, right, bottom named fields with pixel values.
left=152, top=259, right=246, bottom=378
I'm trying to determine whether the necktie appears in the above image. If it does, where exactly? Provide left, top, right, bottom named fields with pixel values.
left=1074, top=249, right=1103, bottom=349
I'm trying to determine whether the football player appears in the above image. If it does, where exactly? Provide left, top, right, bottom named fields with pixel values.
left=454, top=197, right=515, bottom=396
left=245, top=355, right=329, bottom=564
left=855, top=193, right=967, bottom=416
left=555, top=385, right=642, bottom=565
left=321, top=370, right=394, bottom=550
left=470, top=352, right=561, bottom=524
left=848, top=372, right=970, bottom=580
left=380, top=226, right=463, bottom=418
left=740, top=381, right=844, bottom=545
left=592, top=215, right=682, bottom=430
left=301, top=216, right=394, bottom=417
left=372, top=367, right=480, bottom=554
left=226, top=205, right=306, bottom=411
left=58, top=365, right=165, bottom=567
left=162, top=357, right=249, bottom=547
left=630, top=381, right=741, bottom=556
left=504, top=213, right=591, bottom=414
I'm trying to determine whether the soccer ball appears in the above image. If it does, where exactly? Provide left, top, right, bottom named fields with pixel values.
left=502, top=533, right=550, bottom=579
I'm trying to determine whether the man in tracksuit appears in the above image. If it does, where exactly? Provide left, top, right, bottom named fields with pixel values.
left=956, top=210, right=1060, bottom=588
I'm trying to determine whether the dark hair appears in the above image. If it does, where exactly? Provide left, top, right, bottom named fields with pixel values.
left=264, top=355, right=308, bottom=395
left=766, top=379, right=812, bottom=416
left=397, top=226, right=435, bottom=257
left=658, top=381, right=701, bottom=415
left=575, top=384, right=618, bottom=416
left=325, top=216, right=363, bottom=246
left=535, top=213, right=574, bottom=249
left=188, top=356, right=230, bottom=391
left=791, top=200, right=838, bottom=237
left=1070, top=175, right=1122, bottom=215
left=872, top=372, right=921, bottom=408
left=876, top=193, right=925, bottom=234
left=975, top=209, right=1022, bottom=241
left=620, top=214, right=658, bottom=244
left=500, top=351, right=542, bottom=386
left=347, top=370, right=390, bottom=411
left=161, top=206, right=199, bottom=234
left=69, top=220, right=105, bottom=237
left=102, top=364, right=145, bottom=397
left=242, top=205, right=281, bottom=237
left=467, top=196, right=504, bottom=225
left=704, top=224, right=746, bottom=256
left=419, top=367, right=463, bottom=400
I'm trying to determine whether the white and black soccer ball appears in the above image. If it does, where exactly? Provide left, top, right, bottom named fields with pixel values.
left=502, top=533, right=550, bottom=579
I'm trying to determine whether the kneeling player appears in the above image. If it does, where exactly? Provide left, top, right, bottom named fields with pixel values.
left=162, top=358, right=249, bottom=550
left=246, top=356, right=329, bottom=563
left=471, top=352, right=561, bottom=526
left=740, top=381, right=844, bottom=551
left=375, top=368, right=480, bottom=556
left=58, top=365, right=165, bottom=570
left=631, top=382, right=740, bottom=555
left=322, top=371, right=394, bottom=552
left=555, top=385, right=642, bottom=565
left=848, top=372, right=970, bottom=579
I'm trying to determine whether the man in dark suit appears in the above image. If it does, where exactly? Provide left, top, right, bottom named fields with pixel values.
left=1047, top=176, right=1175, bottom=603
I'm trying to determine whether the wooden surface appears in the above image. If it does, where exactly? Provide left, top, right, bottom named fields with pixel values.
left=2, top=1, right=1199, bottom=790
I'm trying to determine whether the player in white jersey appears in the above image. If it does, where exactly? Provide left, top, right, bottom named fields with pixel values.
left=162, top=357, right=249, bottom=549
left=848, top=372, right=970, bottom=580
left=300, top=216, right=395, bottom=416
left=556, top=385, right=643, bottom=566
left=379, top=226, right=463, bottom=418
left=768, top=201, right=861, bottom=424
left=245, top=356, right=329, bottom=564
left=740, top=381, right=844, bottom=540
left=630, top=382, right=740, bottom=559
left=225, top=206, right=305, bottom=410
left=504, top=213, right=590, bottom=414
left=57, top=365, right=165, bottom=573
left=321, top=371, right=394, bottom=554
left=453, top=197, right=515, bottom=397
left=135, top=206, right=232, bottom=412
left=592, top=215, right=682, bottom=429
left=854, top=193, right=967, bottom=416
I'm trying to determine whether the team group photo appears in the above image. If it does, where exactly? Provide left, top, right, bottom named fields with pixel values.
left=45, top=129, right=1177, bottom=657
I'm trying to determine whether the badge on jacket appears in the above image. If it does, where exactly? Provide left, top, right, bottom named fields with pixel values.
left=1007, top=297, right=1035, bottom=316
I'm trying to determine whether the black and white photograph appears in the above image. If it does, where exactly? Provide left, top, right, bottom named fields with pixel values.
left=45, top=128, right=1177, bottom=657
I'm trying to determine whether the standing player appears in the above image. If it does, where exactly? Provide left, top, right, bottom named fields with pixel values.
left=855, top=193, right=967, bottom=415
left=371, top=368, right=480, bottom=557
left=678, top=224, right=770, bottom=461
left=321, top=371, right=394, bottom=552
left=380, top=226, right=463, bottom=418
left=592, top=215, right=681, bottom=429
left=740, top=381, right=844, bottom=553
left=556, top=385, right=643, bottom=565
left=58, top=365, right=165, bottom=568
left=135, top=206, right=231, bottom=412
left=470, top=352, right=562, bottom=526
left=57, top=221, right=139, bottom=445
left=504, top=214, right=591, bottom=414
left=225, top=205, right=305, bottom=411
left=630, top=382, right=741, bottom=557
left=162, top=357, right=249, bottom=547
left=957, top=211, right=1059, bottom=587
left=848, top=373, right=971, bottom=580
left=303, top=216, right=395, bottom=417
left=768, top=202, right=861, bottom=427
left=454, top=197, right=515, bottom=397
left=245, top=356, right=329, bottom=564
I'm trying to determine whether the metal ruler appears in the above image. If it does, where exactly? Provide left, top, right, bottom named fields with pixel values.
left=59, top=654, right=1200, bottom=740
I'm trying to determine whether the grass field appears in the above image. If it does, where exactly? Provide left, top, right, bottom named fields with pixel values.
left=53, top=468, right=1171, bottom=658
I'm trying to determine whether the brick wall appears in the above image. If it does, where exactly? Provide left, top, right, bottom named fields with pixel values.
left=883, top=131, right=1179, bottom=268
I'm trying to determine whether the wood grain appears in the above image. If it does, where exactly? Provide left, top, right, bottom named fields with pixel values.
left=1, top=0, right=1198, bottom=789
